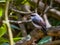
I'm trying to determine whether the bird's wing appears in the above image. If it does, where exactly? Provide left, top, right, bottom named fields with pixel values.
left=32, top=18, right=47, bottom=35
left=32, top=18, right=46, bottom=28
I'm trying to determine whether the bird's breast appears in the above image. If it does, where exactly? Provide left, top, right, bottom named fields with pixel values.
left=32, top=22, right=42, bottom=29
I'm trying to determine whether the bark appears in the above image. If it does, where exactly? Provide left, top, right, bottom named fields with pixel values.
left=55, top=0, right=60, bottom=4
left=44, top=40, right=60, bottom=45
left=43, top=14, right=52, bottom=28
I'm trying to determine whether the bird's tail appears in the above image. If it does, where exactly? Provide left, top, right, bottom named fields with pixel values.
left=41, top=28, right=47, bottom=35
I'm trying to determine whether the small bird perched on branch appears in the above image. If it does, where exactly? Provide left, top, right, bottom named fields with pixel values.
left=31, top=13, right=47, bottom=35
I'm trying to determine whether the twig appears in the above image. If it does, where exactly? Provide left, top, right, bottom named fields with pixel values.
left=55, top=0, right=60, bottom=4
left=5, top=0, right=14, bottom=45
left=50, top=8, right=60, bottom=16
left=43, top=14, right=52, bottom=28
left=35, top=0, right=40, bottom=13
left=43, top=0, right=53, bottom=13
left=50, top=0, right=53, bottom=8
left=3, top=19, right=32, bottom=24
left=43, top=0, right=52, bottom=28
left=9, top=6, right=32, bottom=14
left=41, top=0, right=47, bottom=15
left=44, top=40, right=60, bottom=45
left=9, top=1, right=60, bottom=18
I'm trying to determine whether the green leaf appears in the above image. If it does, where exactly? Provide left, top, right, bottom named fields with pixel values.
left=11, top=24, right=20, bottom=30
left=21, top=0, right=30, bottom=5
left=27, top=0, right=37, bottom=8
left=1, top=43, right=9, bottom=45
left=0, top=37, right=8, bottom=44
left=13, top=37, right=22, bottom=42
left=0, top=7, right=3, bottom=17
left=0, top=24, right=7, bottom=37
left=38, top=36, right=52, bottom=45
left=0, top=0, right=6, bottom=2
left=15, top=0, right=24, bottom=5
left=0, top=37, right=8, bottom=42
left=49, top=17, right=60, bottom=26
left=9, top=15, right=18, bottom=20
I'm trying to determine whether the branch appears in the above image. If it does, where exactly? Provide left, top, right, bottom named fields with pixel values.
left=50, top=0, right=53, bottom=8
left=42, top=0, right=52, bottom=28
left=3, top=19, right=32, bottom=24
left=43, top=14, right=52, bottom=28
left=9, top=0, right=60, bottom=20
left=9, top=6, right=32, bottom=14
left=35, top=0, right=40, bottom=13
left=44, top=40, right=60, bottom=45
left=15, top=26, right=60, bottom=45
left=31, top=0, right=60, bottom=20
left=43, top=0, right=53, bottom=14
left=5, top=0, right=14, bottom=45
left=10, top=1, right=60, bottom=20
left=49, top=8, right=60, bottom=16
left=55, top=0, right=60, bottom=4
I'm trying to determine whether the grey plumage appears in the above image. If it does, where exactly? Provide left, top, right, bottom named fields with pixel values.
left=31, top=13, right=47, bottom=35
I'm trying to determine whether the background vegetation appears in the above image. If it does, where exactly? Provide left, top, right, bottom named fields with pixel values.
left=0, top=0, right=60, bottom=45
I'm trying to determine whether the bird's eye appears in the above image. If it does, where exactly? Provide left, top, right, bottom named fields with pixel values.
left=31, top=15, right=35, bottom=16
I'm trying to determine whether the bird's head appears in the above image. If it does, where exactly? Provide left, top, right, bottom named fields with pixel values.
left=31, top=13, right=40, bottom=16
left=31, top=13, right=36, bottom=16
left=30, top=13, right=39, bottom=19
left=30, top=13, right=37, bottom=19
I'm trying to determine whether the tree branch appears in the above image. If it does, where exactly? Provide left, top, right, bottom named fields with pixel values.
left=15, top=26, right=60, bottom=45
left=44, top=40, right=60, bottom=45
left=9, top=6, right=32, bottom=14
left=31, top=0, right=60, bottom=20
left=43, top=14, right=52, bottom=28
left=3, top=19, right=32, bottom=24
left=55, top=0, right=60, bottom=4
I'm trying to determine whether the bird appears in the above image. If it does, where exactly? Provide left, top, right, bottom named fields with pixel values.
left=30, top=13, right=47, bottom=35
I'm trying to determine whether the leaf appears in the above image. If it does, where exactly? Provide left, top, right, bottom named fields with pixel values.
left=11, top=24, right=20, bottom=30
left=0, top=0, right=6, bottom=2
left=38, top=36, right=52, bottom=45
left=13, top=37, right=22, bottom=42
left=0, top=7, right=3, bottom=17
left=0, top=37, right=8, bottom=43
left=9, top=15, right=18, bottom=20
left=27, top=0, right=37, bottom=8
left=21, top=0, right=29, bottom=5
left=15, top=0, right=30, bottom=5
left=1, top=43, right=9, bottom=45
left=15, top=0, right=24, bottom=5
left=0, top=24, right=7, bottom=37
left=49, top=17, right=60, bottom=26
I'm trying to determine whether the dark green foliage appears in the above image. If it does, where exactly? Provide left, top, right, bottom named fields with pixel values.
left=49, top=17, right=60, bottom=26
